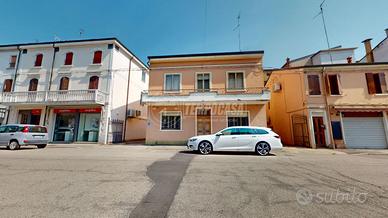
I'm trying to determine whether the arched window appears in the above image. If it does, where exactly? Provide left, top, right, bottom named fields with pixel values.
left=3, top=79, right=13, bottom=92
left=64, top=52, right=73, bottom=65
left=35, top=54, right=43, bottom=67
left=28, top=78, right=38, bottom=91
left=88, top=76, right=99, bottom=90
left=93, top=50, right=102, bottom=64
left=59, top=77, right=69, bottom=90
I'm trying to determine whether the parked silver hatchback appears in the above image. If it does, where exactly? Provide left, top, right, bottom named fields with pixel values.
left=0, top=125, right=48, bottom=150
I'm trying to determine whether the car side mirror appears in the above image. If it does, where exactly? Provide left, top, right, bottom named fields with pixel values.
left=216, top=133, right=223, bottom=137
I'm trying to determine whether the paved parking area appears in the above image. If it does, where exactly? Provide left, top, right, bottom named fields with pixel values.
left=0, top=145, right=388, bottom=218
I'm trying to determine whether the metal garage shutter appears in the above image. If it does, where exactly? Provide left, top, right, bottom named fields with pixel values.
left=343, top=117, right=388, bottom=149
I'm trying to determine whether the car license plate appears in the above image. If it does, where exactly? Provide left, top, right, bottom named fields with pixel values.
left=34, top=135, right=44, bottom=139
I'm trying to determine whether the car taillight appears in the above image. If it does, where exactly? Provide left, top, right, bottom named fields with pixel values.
left=22, top=126, right=29, bottom=133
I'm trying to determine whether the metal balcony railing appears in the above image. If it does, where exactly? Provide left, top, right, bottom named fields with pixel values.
left=142, top=87, right=268, bottom=96
left=0, top=90, right=108, bottom=105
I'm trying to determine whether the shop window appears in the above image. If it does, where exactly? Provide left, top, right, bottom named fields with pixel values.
left=164, top=74, right=180, bottom=92
left=35, top=54, right=43, bottom=67
left=227, top=111, right=249, bottom=127
left=307, top=75, right=321, bottom=95
left=227, top=72, right=244, bottom=90
left=64, top=52, right=73, bottom=65
left=366, top=73, right=387, bottom=94
left=327, top=75, right=340, bottom=95
left=197, top=73, right=210, bottom=92
left=59, top=77, right=69, bottom=90
left=9, top=55, right=17, bottom=68
left=3, top=79, right=13, bottom=92
left=88, top=76, right=99, bottom=90
left=161, top=111, right=181, bottom=130
left=28, top=78, right=38, bottom=91
left=93, top=50, right=102, bottom=64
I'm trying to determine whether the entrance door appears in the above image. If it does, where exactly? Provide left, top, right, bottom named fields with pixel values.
left=53, top=113, right=78, bottom=142
left=313, top=117, right=326, bottom=147
left=196, top=109, right=211, bottom=136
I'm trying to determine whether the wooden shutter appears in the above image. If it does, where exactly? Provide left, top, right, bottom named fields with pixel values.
left=324, top=75, right=331, bottom=95
left=65, top=52, right=73, bottom=65
left=35, top=54, right=43, bottom=66
left=88, top=76, right=99, bottom=89
left=28, top=78, right=38, bottom=91
left=93, top=51, right=102, bottom=64
left=59, top=77, right=69, bottom=90
left=3, top=79, right=13, bottom=92
left=365, top=73, right=376, bottom=94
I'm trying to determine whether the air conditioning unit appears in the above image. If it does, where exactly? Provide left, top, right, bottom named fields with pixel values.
left=273, top=82, right=282, bottom=92
left=127, top=109, right=141, bottom=118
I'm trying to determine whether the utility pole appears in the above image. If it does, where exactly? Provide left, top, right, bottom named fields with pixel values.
left=315, top=0, right=333, bottom=63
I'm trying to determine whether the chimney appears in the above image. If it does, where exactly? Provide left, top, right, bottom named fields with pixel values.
left=347, top=57, right=353, bottom=64
left=362, top=38, right=374, bottom=63
left=385, top=28, right=388, bottom=37
left=284, top=57, right=291, bottom=68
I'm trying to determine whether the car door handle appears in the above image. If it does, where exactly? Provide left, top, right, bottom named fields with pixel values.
left=10, top=134, right=14, bottom=136
left=252, top=136, right=257, bottom=138
left=232, top=137, right=237, bottom=139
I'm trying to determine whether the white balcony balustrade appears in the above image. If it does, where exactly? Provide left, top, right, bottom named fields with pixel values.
left=0, top=90, right=107, bottom=105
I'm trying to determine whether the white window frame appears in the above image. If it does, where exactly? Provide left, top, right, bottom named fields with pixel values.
left=164, top=73, right=182, bottom=93
left=160, top=111, right=182, bottom=131
left=195, top=72, right=212, bottom=92
left=226, top=111, right=250, bottom=127
left=226, top=71, right=246, bottom=91
left=141, top=70, right=147, bottom=82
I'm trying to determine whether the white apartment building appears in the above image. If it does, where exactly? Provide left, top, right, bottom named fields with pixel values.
left=0, top=38, right=149, bottom=144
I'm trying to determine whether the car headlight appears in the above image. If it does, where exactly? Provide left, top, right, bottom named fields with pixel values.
left=189, top=138, right=198, bottom=142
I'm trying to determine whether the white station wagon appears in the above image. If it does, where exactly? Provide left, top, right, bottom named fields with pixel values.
left=187, top=126, right=283, bottom=156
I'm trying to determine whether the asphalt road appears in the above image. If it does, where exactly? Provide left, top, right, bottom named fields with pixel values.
left=0, top=145, right=387, bottom=218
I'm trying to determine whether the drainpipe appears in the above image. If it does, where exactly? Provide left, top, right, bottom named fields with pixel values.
left=321, top=67, right=336, bottom=149
left=5, top=46, right=22, bottom=124
left=122, top=57, right=133, bottom=142
left=43, top=43, right=58, bottom=127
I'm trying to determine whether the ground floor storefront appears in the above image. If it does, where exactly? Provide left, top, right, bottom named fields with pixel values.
left=289, top=108, right=388, bottom=149
left=145, top=104, right=267, bottom=144
left=6, top=105, right=106, bottom=144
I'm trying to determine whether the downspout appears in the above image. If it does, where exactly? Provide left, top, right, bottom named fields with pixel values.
left=321, top=67, right=336, bottom=149
left=43, top=43, right=58, bottom=127
left=5, top=46, right=22, bottom=124
left=104, top=45, right=114, bottom=144
left=122, top=57, right=133, bottom=142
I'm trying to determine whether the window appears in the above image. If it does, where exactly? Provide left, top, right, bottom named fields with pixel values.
left=307, top=75, right=321, bottom=95
left=327, top=74, right=340, bottom=95
left=59, top=77, right=69, bottom=90
left=161, top=112, right=181, bottom=130
left=28, top=78, right=38, bottom=91
left=164, top=74, right=180, bottom=91
left=227, top=72, right=244, bottom=90
left=141, top=70, right=146, bottom=82
left=331, top=121, right=343, bottom=140
left=88, top=76, right=99, bottom=90
left=227, top=111, right=249, bottom=127
left=9, top=55, right=17, bottom=68
left=35, top=54, right=43, bottom=67
left=197, top=73, right=210, bottom=92
left=0, top=126, right=6, bottom=133
left=93, top=51, right=102, bottom=64
left=64, top=52, right=73, bottom=65
left=3, top=79, right=13, bottom=92
left=221, top=128, right=239, bottom=135
left=366, top=73, right=387, bottom=94
left=249, top=128, right=269, bottom=135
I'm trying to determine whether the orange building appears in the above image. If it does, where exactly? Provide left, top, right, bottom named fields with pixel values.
left=266, top=63, right=388, bottom=149
left=141, top=51, right=270, bottom=145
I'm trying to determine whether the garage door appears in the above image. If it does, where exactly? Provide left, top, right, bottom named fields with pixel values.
left=343, top=117, right=388, bottom=149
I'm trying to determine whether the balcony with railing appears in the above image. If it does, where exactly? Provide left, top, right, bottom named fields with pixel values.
left=0, top=90, right=108, bottom=105
left=141, top=87, right=270, bottom=105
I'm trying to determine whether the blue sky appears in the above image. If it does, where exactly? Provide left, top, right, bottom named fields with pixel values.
left=1, top=0, right=387, bottom=68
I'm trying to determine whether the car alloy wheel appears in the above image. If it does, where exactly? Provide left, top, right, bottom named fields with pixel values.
left=8, top=141, right=20, bottom=151
left=256, top=142, right=270, bottom=156
left=198, top=141, right=212, bottom=155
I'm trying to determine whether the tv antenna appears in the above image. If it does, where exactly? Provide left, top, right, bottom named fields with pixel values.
left=233, top=12, right=241, bottom=51
left=314, top=0, right=333, bottom=63
left=79, top=29, right=85, bottom=38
